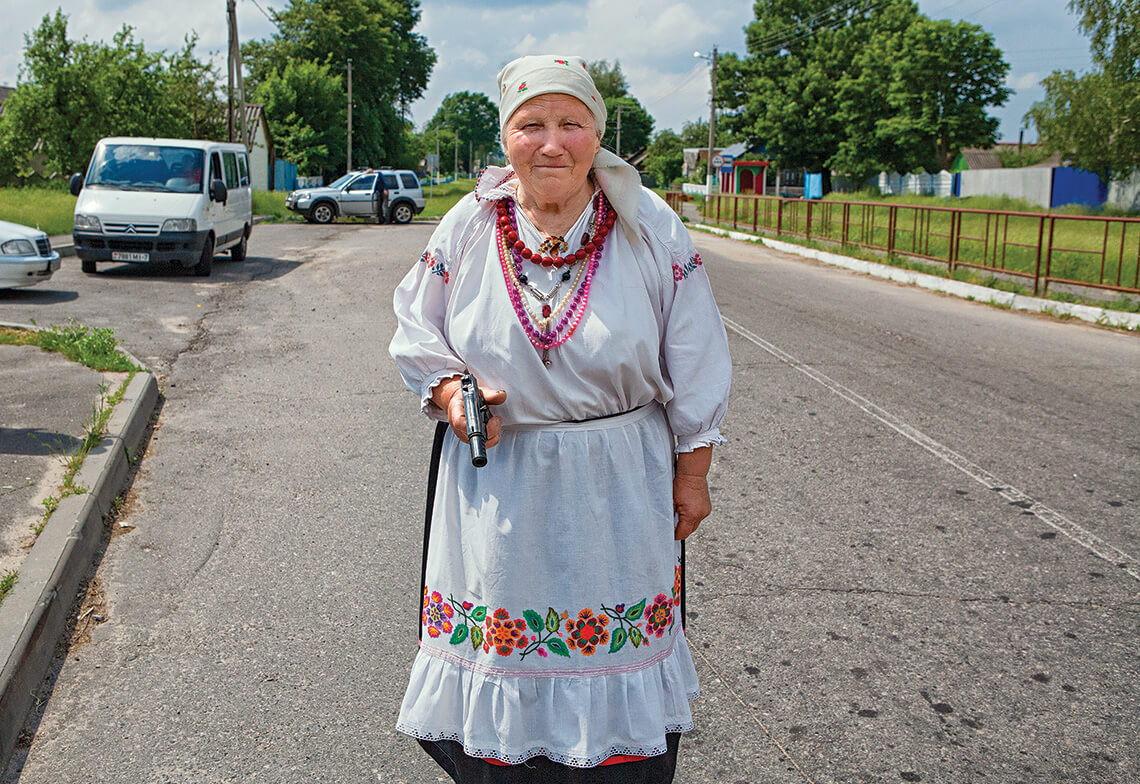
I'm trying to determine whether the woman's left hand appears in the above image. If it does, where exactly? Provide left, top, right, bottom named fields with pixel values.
left=673, top=474, right=711, bottom=540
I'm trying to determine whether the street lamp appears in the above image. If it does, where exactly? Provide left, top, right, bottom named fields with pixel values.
left=694, top=46, right=718, bottom=194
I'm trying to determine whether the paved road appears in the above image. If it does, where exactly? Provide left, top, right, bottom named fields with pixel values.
left=0, top=222, right=1136, bottom=783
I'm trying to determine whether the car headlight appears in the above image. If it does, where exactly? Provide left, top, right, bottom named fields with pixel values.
left=74, top=214, right=102, bottom=232
left=0, top=239, right=36, bottom=256
left=161, top=218, right=197, bottom=232
left=295, top=193, right=312, bottom=202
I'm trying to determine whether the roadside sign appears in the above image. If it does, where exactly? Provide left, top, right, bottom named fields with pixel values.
left=426, top=153, right=440, bottom=170
left=720, top=153, right=734, bottom=173
left=711, top=154, right=724, bottom=168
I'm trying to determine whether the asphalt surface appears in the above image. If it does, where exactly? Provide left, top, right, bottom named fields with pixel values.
left=0, top=221, right=1135, bottom=783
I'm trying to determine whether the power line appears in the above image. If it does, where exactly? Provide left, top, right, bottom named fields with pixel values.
left=245, top=0, right=281, bottom=31
left=748, top=0, right=881, bottom=53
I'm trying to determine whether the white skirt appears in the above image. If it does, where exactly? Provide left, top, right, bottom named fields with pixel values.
left=396, top=403, right=700, bottom=767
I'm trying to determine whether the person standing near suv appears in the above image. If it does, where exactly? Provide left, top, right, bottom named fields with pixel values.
left=375, top=174, right=389, bottom=224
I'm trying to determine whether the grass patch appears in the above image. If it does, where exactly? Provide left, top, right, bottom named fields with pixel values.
left=32, top=372, right=134, bottom=535
left=703, top=194, right=1140, bottom=294
left=252, top=190, right=296, bottom=221
left=696, top=219, right=1140, bottom=321
left=0, top=322, right=141, bottom=372
left=0, top=186, right=76, bottom=236
left=421, top=178, right=477, bottom=218
left=0, top=570, right=17, bottom=605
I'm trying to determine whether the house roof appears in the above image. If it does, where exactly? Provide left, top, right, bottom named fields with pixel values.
left=225, top=103, right=272, bottom=152
left=958, top=148, right=1002, bottom=170
left=0, top=85, right=15, bottom=112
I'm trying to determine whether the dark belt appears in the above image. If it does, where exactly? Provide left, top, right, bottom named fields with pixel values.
left=565, top=403, right=646, bottom=424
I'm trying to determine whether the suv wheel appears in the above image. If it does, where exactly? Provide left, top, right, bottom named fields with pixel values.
left=311, top=202, right=335, bottom=224
left=390, top=201, right=414, bottom=224
left=81, top=259, right=97, bottom=274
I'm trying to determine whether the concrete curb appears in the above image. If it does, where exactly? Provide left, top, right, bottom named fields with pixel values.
left=0, top=334, right=158, bottom=767
left=692, top=223, right=1140, bottom=331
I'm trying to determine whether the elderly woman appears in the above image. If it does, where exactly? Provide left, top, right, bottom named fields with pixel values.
left=390, top=55, right=732, bottom=783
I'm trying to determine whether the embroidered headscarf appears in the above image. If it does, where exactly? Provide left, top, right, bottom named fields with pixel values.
left=492, top=55, right=643, bottom=231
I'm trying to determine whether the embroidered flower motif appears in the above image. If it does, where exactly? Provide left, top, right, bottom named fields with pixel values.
left=672, top=254, right=703, bottom=282
left=422, top=590, right=454, bottom=639
left=643, top=594, right=673, bottom=639
left=565, top=608, right=610, bottom=656
left=419, top=250, right=433, bottom=265
left=484, top=608, right=528, bottom=656
left=554, top=59, right=568, bottom=65
left=518, top=81, right=528, bottom=93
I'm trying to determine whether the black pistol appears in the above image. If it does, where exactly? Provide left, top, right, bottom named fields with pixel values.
left=460, top=374, right=491, bottom=468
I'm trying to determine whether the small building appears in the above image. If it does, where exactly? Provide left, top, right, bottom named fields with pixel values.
left=717, top=142, right=771, bottom=194
left=228, top=103, right=280, bottom=190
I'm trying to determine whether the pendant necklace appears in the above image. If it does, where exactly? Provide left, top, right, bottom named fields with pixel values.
left=495, top=193, right=614, bottom=366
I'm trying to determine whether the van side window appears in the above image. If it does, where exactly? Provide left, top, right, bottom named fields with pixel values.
left=222, top=153, right=239, bottom=189
left=237, top=154, right=250, bottom=187
left=400, top=173, right=419, bottom=189
left=211, top=153, right=223, bottom=185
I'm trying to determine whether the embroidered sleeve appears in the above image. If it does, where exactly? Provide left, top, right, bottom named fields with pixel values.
left=389, top=198, right=479, bottom=419
left=640, top=190, right=732, bottom=453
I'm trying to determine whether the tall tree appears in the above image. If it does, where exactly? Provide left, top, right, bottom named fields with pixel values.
left=586, top=60, right=629, bottom=99
left=602, top=96, right=653, bottom=157
left=428, top=91, right=499, bottom=174
left=253, top=59, right=346, bottom=178
left=0, top=12, right=223, bottom=183
left=243, top=0, right=435, bottom=173
left=875, top=18, right=1009, bottom=172
left=643, top=129, right=684, bottom=187
left=1026, top=0, right=1140, bottom=180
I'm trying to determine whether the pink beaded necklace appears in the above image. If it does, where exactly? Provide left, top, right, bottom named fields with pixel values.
left=495, top=193, right=614, bottom=366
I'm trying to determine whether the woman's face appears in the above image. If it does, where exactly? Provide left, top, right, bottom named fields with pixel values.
left=504, top=93, right=601, bottom=203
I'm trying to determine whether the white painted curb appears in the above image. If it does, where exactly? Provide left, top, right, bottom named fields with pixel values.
left=691, top=224, right=1140, bottom=331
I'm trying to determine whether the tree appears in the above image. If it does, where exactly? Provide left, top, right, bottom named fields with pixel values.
left=586, top=60, right=629, bottom=99
left=602, top=96, right=653, bottom=157
left=243, top=0, right=436, bottom=173
left=720, top=0, right=1010, bottom=188
left=1026, top=0, right=1140, bottom=180
left=678, top=118, right=739, bottom=149
left=874, top=18, right=1010, bottom=172
left=0, top=12, right=223, bottom=183
left=415, top=126, right=459, bottom=175
left=253, top=59, right=346, bottom=178
left=643, top=129, right=684, bottom=187
left=428, top=91, right=499, bottom=174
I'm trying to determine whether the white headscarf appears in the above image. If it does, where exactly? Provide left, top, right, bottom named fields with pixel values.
left=494, top=55, right=643, bottom=230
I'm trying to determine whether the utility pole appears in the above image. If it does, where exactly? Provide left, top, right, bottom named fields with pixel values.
left=469, top=139, right=473, bottom=177
left=226, top=0, right=247, bottom=150
left=454, top=135, right=459, bottom=180
left=706, top=45, right=718, bottom=193
left=346, top=59, right=353, bottom=171
left=226, top=0, right=234, bottom=143
left=433, top=123, right=439, bottom=196
left=616, top=105, right=622, bottom=158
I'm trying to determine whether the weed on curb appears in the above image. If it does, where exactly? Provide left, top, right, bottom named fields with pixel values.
left=0, top=570, right=17, bottom=605
left=31, top=371, right=136, bottom=536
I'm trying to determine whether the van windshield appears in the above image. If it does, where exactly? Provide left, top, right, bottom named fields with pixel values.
left=86, top=145, right=206, bottom=194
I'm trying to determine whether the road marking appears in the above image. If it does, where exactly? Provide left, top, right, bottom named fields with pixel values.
left=721, top=315, right=1140, bottom=583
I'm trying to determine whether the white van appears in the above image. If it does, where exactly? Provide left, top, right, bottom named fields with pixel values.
left=70, top=137, right=253, bottom=277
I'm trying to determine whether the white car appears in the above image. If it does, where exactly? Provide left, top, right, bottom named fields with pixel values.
left=285, top=168, right=426, bottom=224
left=0, top=220, right=61, bottom=290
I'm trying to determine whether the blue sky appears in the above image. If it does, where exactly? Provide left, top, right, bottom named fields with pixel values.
left=1, top=0, right=1094, bottom=143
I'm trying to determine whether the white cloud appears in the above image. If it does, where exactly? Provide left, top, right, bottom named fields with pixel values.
left=1005, top=72, right=1041, bottom=90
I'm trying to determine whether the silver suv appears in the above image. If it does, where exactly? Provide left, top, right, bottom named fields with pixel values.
left=285, top=168, right=426, bottom=224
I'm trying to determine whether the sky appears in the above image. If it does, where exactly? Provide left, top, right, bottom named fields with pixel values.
left=0, top=0, right=1096, bottom=144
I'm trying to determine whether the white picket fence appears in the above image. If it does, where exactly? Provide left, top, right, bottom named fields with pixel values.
left=876, top=171, right=954, bottom=197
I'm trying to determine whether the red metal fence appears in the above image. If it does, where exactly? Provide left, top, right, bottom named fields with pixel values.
left=666, top=191, right=1140, bottom=296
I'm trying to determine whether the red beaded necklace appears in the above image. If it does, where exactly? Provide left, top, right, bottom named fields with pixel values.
left=495, top=194, right=615, bottom=366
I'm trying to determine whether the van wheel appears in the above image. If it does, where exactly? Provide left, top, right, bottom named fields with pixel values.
left=81, top=259, right=97, bottom=274
left=311, top=202, right=335, bottom=224
left=194, top=236, right=214, bottom=277
left=231, top=231, right=248, bottom=261
left=390, top=201, right=414, bottom=224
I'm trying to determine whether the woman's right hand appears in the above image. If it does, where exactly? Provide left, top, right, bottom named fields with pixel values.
left=432, top=376, right=508, bottom=447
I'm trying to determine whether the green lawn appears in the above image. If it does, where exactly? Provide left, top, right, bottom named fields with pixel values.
left=0, top=187, right=77, bottom=236
left=421, top=178, right=476, bottom=218
left=703, top=193, right=1140, bottom=294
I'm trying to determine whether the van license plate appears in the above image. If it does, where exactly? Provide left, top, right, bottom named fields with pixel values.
left=112, top=251, right=149, bottom=262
